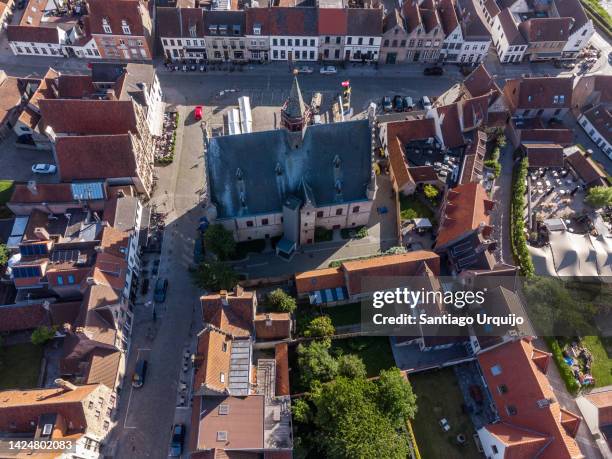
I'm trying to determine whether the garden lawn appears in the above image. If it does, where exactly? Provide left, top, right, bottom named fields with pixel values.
left=399, top=194, right=434, bottom=221
left=324, top=303, right=362, bottom=327
left=0, top=180, right=14, bottom=218
left=0, top=343, right=43, bottom=389
left=330, top=336, right=395, bottom=377
left=410, top=367, right=481, bottom=459
left=582, top=336, right=612, bottom=387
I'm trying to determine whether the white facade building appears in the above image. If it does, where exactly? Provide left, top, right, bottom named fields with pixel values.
left=270, top=36, right=318, bottom=61
left=491, top=9, right=527, bottom=63
left=579, top=108, right=612, bottom=159
left=343, top=35, right=381, bottom=61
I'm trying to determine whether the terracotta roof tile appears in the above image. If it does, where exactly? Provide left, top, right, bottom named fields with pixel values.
left=254, top=313, right=291, bottom=340
left=437, top=0, right=459, bottom=35
left=408, top=165, right=439, bottom=183
left=56, top=75, right=95, bottom=99
left=317, top=8, right=347, bottom=35
left=246, top=7, right=271, bottom=35
left=200, top=291, right=255, bottom=337
left=39, top=99, right=137, bottom=135
left=461, top=94, right=490, bottom=130
left=583, top=104, right=612, bottom=145
left=0, top=303, right=49, bottom=332
left=486, top=422, right=550, bottom=458
left=555, top=0, right=589, bottom=31
left=389, top=137, right=413, bottom=189
left=504, top=76, right=573, bottom=111
left=267, top=7, right=318, bottom=36
left=478, top=339, right=583, bottom=459
left=437, top=103, right=464, bottom=148
left=436, top=182, right=494, bottom=249
left=520, top=128, right=574, bottom=146
left=524, top=143, right=565, bottom=168
left=498, top=8, right=525, bottom=46
left=0, top=75, right=24, bottom=120
left=402, top=0, right=422, bottom=32
left=157, top=7, right=181, bottom=37
left=7, top=24, right=60, bottom=43
left=463, top=64, right=501, bottom=99
left=87, top=0, right=147, bottom=36
left=85, top=347, right=121, bottom=389
left=194, top=329, right=232, bottom=394
left=346, top=8, right=382, bottom=36
left=295, top=267, right=344, bottom=294
left=565, top=150, right=609, bottom=187
left=55, top=134, right=137, bottom=182
left=275, top=342, right=290, bottom=396
left=519, top=17, right=573, bottom=43
left=9, top=183, right=73, bottom=205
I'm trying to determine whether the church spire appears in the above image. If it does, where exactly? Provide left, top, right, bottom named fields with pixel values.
left=281, top=76, right=310, bottom=137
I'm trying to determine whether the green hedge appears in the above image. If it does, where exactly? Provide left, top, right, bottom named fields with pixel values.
left=510, top=158, right=535, bottom=277
left=545, top=337, right=580, bottom=395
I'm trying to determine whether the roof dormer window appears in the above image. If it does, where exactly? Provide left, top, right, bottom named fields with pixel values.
left=253, top=23, right=261, bottom=35
left=121, top=19, right=131, bottom=35
left=102, top=17, right=112, bottom=34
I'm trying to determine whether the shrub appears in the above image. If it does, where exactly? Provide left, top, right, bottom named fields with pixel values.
left=423, top=184, right=439, bottom=200
left=496, top=135, right=507, bottom=148
left=484, top=159, right=501, bottom=178
left=203, top=224, right=236, bottom=260
left=268, top=288, right=297, bottom=313
left=545, top=337, right=580, bottom=395
left=31, top=326, right=56, bottom=345
left=585, top=186, right=612, bottom=208
left=510, top=158, right=535, bottom=277
left=355, top=226, right=368, bottom=239
left=304, top=315, right=335, bottom=338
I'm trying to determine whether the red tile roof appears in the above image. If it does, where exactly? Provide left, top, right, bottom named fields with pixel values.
left=9, top=183, right=74, bottom=205
left=200, top=290, right=255, bottom=337
left=504, top=76, right=573, bottom=111
left=436, top=182, right=494, bottom=249
left=55, top=134, right=137, bottom=181
left=402, top=0, right=422, bottom=32
left=295, top=267, right=344, bottom=294
left=420, top=0, right=441, bottom=33
left=518, top=17, right=573, bottom=43
left=565, top=150, right=609, bottom=187
left=437, top=0, right=459, bottom=35
left=343, top=251, right=440, bottom=295
left=478, top=339, right=583, bottom=459
left=520, top=128, right=574, bottom=146
left=0, top=303, right=49, bottom=332
left=245, top=7, right=271, bottom=36
left=254, top=313, right=291, bottom=340
left=486, top=423, right=550, bottom=458
left=317, top=8, right=347, bottom=35
left=275, top=343, right=290, bottom=396
left=408, top=165, right=439, bottom=183
left=39, top=99, right=137, bottom=135
left=267, top=7, right=318, bottom=36
left=463, top=64, right=500, bottom=98
left=87, top=0, right=147, bottom=36
left=7, top=25, right=59, bottom=44
left=194, top=328, right=232, bottom=394
left=461, top=94, right=490, bottom=130
left=346, top=8, right=382, bottom=36
left=524, top=143, right=564, bottom=168
left=57, top=75, right=95, bottom=99
left=583, top=104, right=612, bottom=145
left=156, top=7, right=180, bottom=37
left=437, top=103, right=464, bottom=148
left=498, top=8, right=526, bottom=45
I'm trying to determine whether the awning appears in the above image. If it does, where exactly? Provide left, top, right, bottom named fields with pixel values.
left=308, top=286, right=349, bottom=305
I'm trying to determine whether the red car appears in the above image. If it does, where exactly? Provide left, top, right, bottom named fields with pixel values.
left=194, top=106, right=203, bottom=121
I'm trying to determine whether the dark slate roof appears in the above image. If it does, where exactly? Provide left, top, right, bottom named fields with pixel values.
left=91, top=62, right=125, bottom=83
left=203, top=10, right=246, bottom=36
left=207, top=120, right=372, bottom=218
left=346, top=8, right=383, bottom=36
left=554, top=0, right=589, bottom=32
left=284, top=77, right=306, bottom=119
left=268, top=7, right=318, bottom=36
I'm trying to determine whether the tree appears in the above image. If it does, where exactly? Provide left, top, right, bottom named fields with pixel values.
left=190, top=261, right=238, bottom=291
left=296, top=339, right=338, bottom=389
left=304, top=315, right=335, bottom=338
left=31, top=326, right=56, bottom=345
left=337, top=354, right=366, bottom=379
left=312, top=376, right=409, bottom=459
left=0, top=243, right=9, bottom=267
left=423, top=184, right=439, bottom=200
left=268, top=288, right=297, bottom=313
left=496, top=134, right=507, bottom=148
left=376, top=368, right=417, bottom=427
left=585, top=186, right=612, bottom=208
left=292, top=398, right=312, bottom=424
left=203, top=224, right=236, bottom=260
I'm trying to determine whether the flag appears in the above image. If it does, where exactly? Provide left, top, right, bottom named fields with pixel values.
left=341, top=80, right=350, bottom=87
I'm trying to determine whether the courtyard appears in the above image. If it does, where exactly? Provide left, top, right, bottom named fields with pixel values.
left=410, top=367, right=482, bottom=459
left=0, top=342, right=43, bottom=390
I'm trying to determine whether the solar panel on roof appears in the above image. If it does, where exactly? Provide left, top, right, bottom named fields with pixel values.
left=71, top=182, right=105, bottom=201
left=51, top=250, right=81, bottom=263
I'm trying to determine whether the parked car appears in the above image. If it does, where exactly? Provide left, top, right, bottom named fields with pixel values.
left=422, top=96, right=432, bottom=110
left=423, top=66, right=444, bottom=76
left=393, top=95, right=404, bottom=112
left=132, top=359, right=148, bottom=388
left=297, top=66, right=314, bottom=74
left=320, top=66, right=337, bottom=74
left=403, top=96, right=414, bottom=111
left=154, top=278, right=168, bottom=302
left=194, top=105, right=203, bottom=121
left=31, top=164, right=57, bottom=174
left=469, top=385, right=484, bottom=404
left=439, top=418, right=451, bottom=432
left=168, top=424, right=185, bottom=457
left=381, top=96, right=393, bottom=112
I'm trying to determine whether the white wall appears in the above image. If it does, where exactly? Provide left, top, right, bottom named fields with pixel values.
left=160, top=36, right=207, bottom=60
left=457, top=39, right=491, bottom=63
left=477, top=426, right=506, bottom=458
left=579, top=114, right=612, bottom=159
left=344, top=36, right=381, bottom=61
left=10, top=40, right=63, bottom=57
left=270, top=35, right=318, bottom=61
left=563, top=22, right=594, bottom=55
left=492, top=15, right=526, bottom=63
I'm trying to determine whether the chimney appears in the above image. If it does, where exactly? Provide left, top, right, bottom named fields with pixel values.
left=27, top=180, right=38, bottom=195
left=233, top=284, right=244, bottom=297
left=34, top=227, right=50, bottom=241
left=265, top=313, right=272, bottom=327
left=220, top=290, right=228, bottom=306
left=54, top=378, right=77, bottom=392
